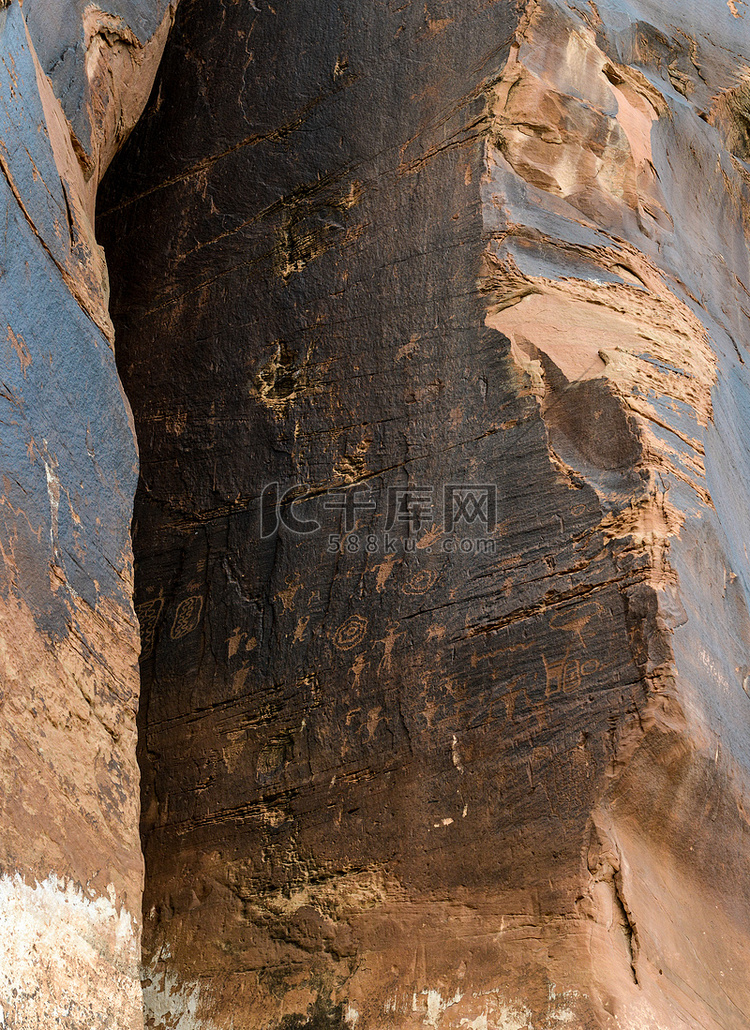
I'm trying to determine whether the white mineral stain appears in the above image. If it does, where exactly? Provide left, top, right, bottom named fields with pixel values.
left=452, top=734, right=464, bottom=772
left=143, top=965, right=208, bottom=1030
left=460, top=1012, right=488, bottom=1030
left=0, top=874, right=141, bottom=1028
left=423, top=988, right=463, bottom=1027
left=43, top=454, right=60, bottom=551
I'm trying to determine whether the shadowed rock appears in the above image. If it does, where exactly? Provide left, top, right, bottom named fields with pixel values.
left=5, top=0, right=750, bottom=1026
left=98, top=0, right=750, bottom=1026
left=0, top=1, right=173, bottom=1024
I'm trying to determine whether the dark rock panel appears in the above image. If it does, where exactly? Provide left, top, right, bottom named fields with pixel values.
left=99, top=0, right=750, bottom=1027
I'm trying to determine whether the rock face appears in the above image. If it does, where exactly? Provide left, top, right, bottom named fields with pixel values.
left=0, top=1, right=171, bottom=1026
left=6, top=0, right=750, bottom=1026
left=96, top=0, right=750, bottom=1027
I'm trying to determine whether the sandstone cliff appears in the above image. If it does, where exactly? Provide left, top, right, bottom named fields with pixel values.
left=0, top=1, right=171, bottom=1025
left=5, top=0, right=750, bottom=1027
left=98, top=0, right=750, bottom=1026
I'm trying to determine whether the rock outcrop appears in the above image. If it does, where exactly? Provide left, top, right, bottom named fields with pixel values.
left=6, top=0, right=750, bottom=1027
left=97, top=0, right=750, bottom=1027
left=0, top=1, right=172, bottom=1025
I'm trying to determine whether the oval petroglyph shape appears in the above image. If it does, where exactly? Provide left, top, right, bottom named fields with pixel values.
left=403, top=568, right=438, bottom=595
left=171, top=595, right=204, bottom=640
left=333, top=614, right=368, bottom=650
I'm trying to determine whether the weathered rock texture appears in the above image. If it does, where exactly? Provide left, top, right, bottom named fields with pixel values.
left=96, top=0, right=750, bottom=1027
left=0, top=1, right=171, bottom=1025
left=6, top=0, right=750, bottom=1026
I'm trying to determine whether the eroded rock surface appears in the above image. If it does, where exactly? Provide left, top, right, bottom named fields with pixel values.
left=97, top=0, right=750, bottom=1026
left=0, top=1, right=172, bottom=1025
left=0, top=0, right=736, bottom=1026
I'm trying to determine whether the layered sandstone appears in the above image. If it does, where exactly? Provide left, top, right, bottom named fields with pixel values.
left=0, top=1, right=172, bottom=1025
left=5, top=0, right=750, bottom=1027
left=97, top=0, right=750, bottom=1027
